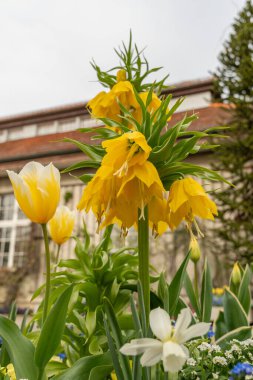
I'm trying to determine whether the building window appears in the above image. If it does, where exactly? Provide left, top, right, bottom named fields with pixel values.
left=0, top=194, right=31, bottom=268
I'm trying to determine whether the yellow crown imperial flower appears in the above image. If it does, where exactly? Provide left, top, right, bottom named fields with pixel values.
left=87, top=80, right=138, bottom=123
left=133, top=91, right=161, bottom=124
left=102, top=131, right=152, bottom=176
left=7, top=162, right=60, bottom=224
left=78, top=133, right=165, bottom=235
left=48, top=205, right=75, bottom=245
left=168, top=177, right=218, bottom=230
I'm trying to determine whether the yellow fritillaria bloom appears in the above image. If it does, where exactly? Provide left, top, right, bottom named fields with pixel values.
left=133, top=91, right=161, bottom=124
left=87, top=80, right=137, bottom=122
left=7, top=162, right=60, bottom=224
left=78, top=133, right=165, bottom=234
left=77, top=165, right=118, bottom=225
left=48, top=205, right=75, bottom=245
left=102, top=131, right=152, bottom=176
left=168, top=177, right=218, bottom=230
left=148, top=197, right=169, bottom=237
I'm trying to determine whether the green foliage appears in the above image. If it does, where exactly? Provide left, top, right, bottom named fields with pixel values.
left=0, top=317, right=39, bottom=380
left=212, top=0, right=253, bottom=263
left=31, top=225, right=139, bottom=363
left=90, top=31, right=168, bottom=93
left=35, top=286, right=73, bottom=374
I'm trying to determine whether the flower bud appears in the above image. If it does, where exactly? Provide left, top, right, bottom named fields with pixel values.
left=116, top=69, right=127, bottom=82
left=49, top=205, right=75, bottom=245
left=189, top=236, right=201, bottom=263
left=231, top=262, right=242, bottom=286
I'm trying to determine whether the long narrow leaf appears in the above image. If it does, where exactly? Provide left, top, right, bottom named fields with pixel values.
left=0, top=317, right=38, bottom=380
left=35, top=285, right=73, bottom=371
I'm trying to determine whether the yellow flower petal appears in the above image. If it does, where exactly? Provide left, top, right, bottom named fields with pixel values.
left=168, top=177, right=218, bottom=229
left=7, top=162, right=60, bottom=224
left=48, top=206, right=75, bottom=245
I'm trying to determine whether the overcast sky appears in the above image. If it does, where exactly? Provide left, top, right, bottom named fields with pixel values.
left=0, top=0, right=246, bottom=117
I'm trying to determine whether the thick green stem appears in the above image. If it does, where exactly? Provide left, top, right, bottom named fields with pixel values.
left=41, top=223, right=51, bottom=325
left=168, top=372, right=178, bottom=380
left=138, top=206, right=150, bottom=325
left=194, top=262, right=199, bottom=300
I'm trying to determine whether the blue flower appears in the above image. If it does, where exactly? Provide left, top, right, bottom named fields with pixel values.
left=230, top=362, right=253, bottom=378
left=58, top=352, right=66, bottom=360
left=207, top=325, right=215, bottom=339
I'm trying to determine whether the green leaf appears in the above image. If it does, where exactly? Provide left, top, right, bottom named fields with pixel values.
left=62, top=138, right=103, bottom=160
left=54, top=352, right=112, bottom=380
left=215, top=311, right=227, bottom=340
left=184, top=272, right=201, bottom=318
left=216, top=326, right=252, bottom=347
left=169, top=251, right=190, bottom=316
left=61, top=160, right=100, bottom=173
left=89, top=364, right=114, bottom=380
left=200, top=260, right=212, bottom=322
left=158, top=273, right=169, bottom=314
left=238, top=265, right=252, bottom=315
left=104, top=317, right=124, bottom=380
left=223, top=288, right=249, bottom=331
left=35, top=285, right=73, bottom=371
left=103, top=298, right=132, bottom=380
left=0, top=316, right=38, bottom=380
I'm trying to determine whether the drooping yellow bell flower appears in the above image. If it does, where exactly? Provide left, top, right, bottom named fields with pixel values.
left=102, top=131, right=152, bottom=176
left=148, top=197, right=169, bottom=237
left=168, top=177, right=218, bottom=230
left=133, top=91, right=161, bottom=124
left=87, top=80, right=137, bottom=123
left=7, top=162, right=60, bottom=224
left=48, top=205, right=75, bottom=245
left=77, top=165, right=119, bottom=225
left=78, top=161, right=165, bottom=232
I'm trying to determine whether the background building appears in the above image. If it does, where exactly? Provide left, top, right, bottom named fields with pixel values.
left=0, top=78, right=229, bottom=309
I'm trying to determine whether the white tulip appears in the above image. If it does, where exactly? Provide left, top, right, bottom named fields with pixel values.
left=120, top=307, right=210, bottom=373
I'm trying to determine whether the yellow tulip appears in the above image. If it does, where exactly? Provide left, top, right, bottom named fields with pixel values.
left=48, top=205, right=75, bottom=245
left=168, top=177, right=218, bottom=229
left=7, top=161, right=60, bottom=224
left=231, top=262, right=242, bottom=286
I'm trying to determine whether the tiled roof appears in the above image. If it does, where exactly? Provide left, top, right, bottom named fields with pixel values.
left=0, top=104, right=229, bottom=173
left=0, top=78, right=213, bottom=130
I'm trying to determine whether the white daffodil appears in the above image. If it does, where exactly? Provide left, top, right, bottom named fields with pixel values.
left=120, top=307, right=210, bottom=373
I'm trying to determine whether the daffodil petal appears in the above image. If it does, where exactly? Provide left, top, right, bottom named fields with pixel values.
left=120, top=338, right=162, bottom=356
left=182, top=322, right=210, bottom=343
left=173, top=308, right=192, bottom=343
left=162, top=341, right=188, bottom=372
left=140, top=346, right=163, bottom=367
left=150, top=308, right=171, bottom=341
